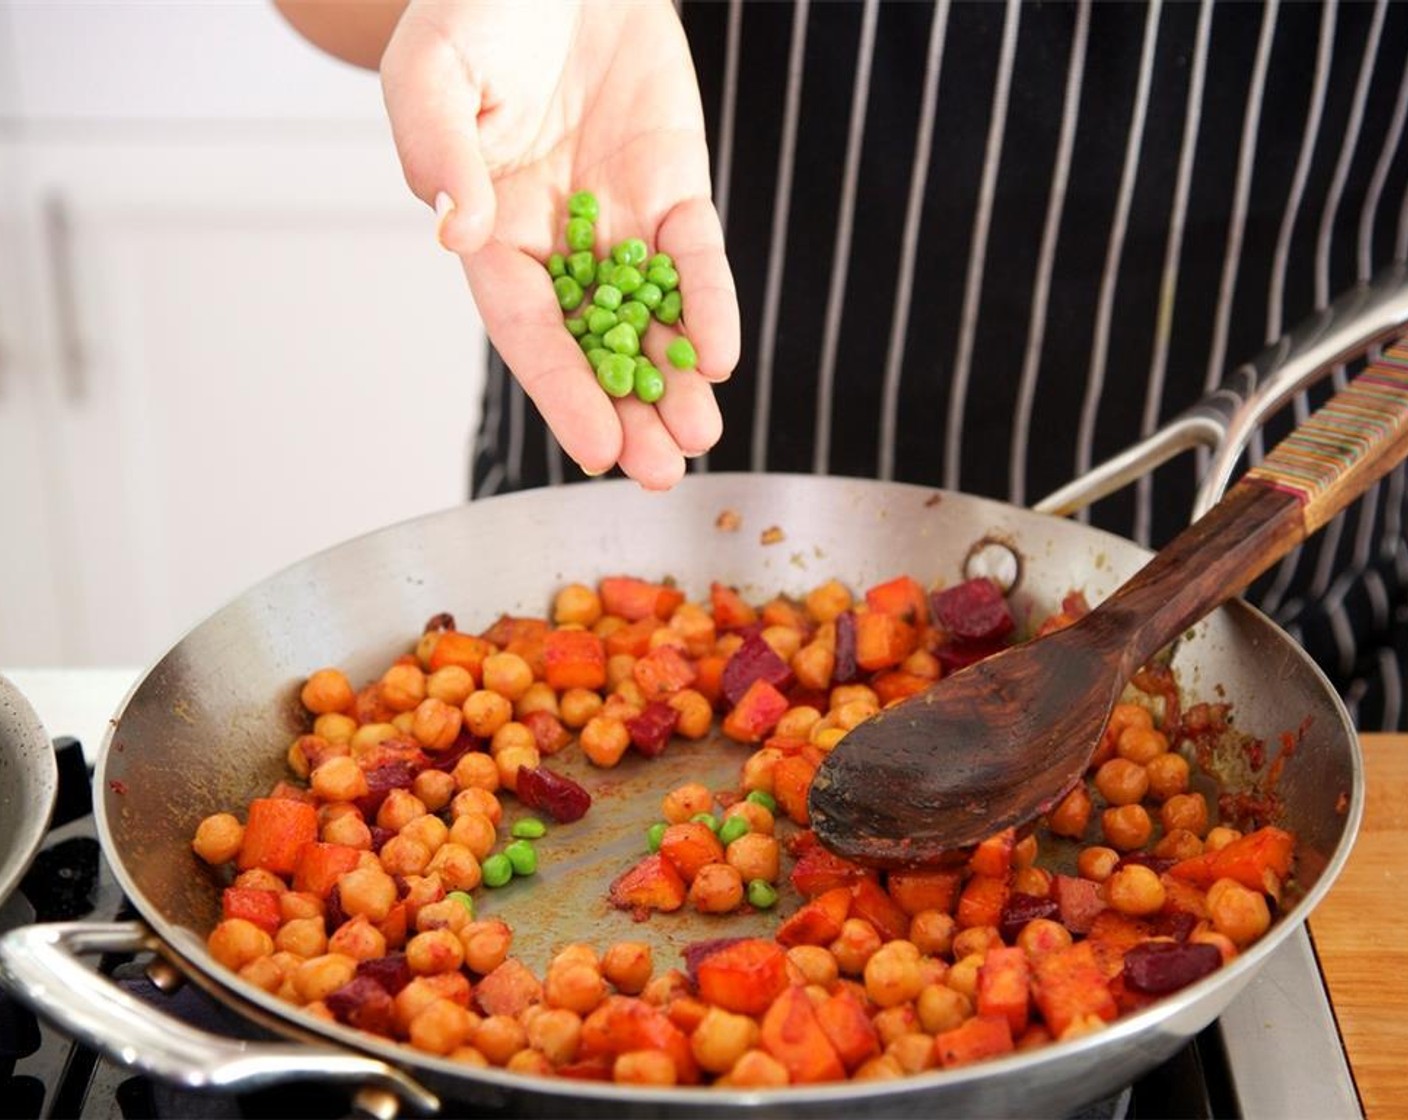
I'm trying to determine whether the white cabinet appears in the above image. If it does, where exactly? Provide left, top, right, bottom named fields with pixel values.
left=0, top=4, right=488, bottom=669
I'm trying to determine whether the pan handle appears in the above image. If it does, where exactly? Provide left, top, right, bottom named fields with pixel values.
left=1034, top=262, right=1408, bottom=518
left=0, top=920, right=441, bottom=1117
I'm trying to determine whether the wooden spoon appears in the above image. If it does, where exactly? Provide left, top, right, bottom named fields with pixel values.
left=808, top=348, right=1408, bottom=867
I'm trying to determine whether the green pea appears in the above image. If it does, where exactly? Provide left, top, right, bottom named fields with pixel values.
left=612, top=265, right=643, bottom=295
left=446, top=890, right=475, bottom=917
left=647, top=821, right=668, bottom=852
left=553, top=276, right=584, bottom=311
left=691, top=811, right=720, bottom=834
left=747, top=879, right=779, bottom=909
left=504, top=839, right=538, bottom=876
left=564, top=317, right=587, bottom=339
left=745, top=790, right=777, bottom=812
left=665, top=337, right=697, bottom=370
left=633, top=360, right=665, bottom=404
left=597, top=353, right=636, bottom=397
left=585, top=347, right=610, bottom=371
left=568, top=190, right=599, bottom=223
left=566, top=217, right=595, bottom=252
left=718, top=816, right=750, bottom=846
left=634, top=282, right=663, bottom=311
left=646, top=264, right=679, bottom=291
left=618, top=300, right=650, bottom=334
left=567, top=250, right=597, bottom=288
left=647, top=251, right=674, bottom=271
left=580, top=332, right=605, bottom=353
left=655, top=289, right=682, bottom=325
left=597, top=258, right=617, bottom=287
left=603, top=322, right=640, bottom=357
left=587, top=307, right=618, bottom=335
left=482, top=853, right=513, bottom=888
left=512, top=817, right=547, bottom=840
left=593, top=285, right=623, bottom=311
left=612, top=237, right=648, bottom=267
left=546, top=253, right=566, bottom=278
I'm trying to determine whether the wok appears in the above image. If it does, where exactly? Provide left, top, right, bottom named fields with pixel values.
left=0, top=673, right=57, bottom=913
left=1, top=269, right=1405, bottom=1117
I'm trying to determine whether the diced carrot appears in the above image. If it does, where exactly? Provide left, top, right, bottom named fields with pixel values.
left=580, top=996, right=700, bottom=1084
left=790, top=845, right=871, bottom=897
left=815, top=987, right=881, bottom=1071
left=1085, top=911, right=1154, bottom=979
left=543, top=629, right=607, bottom=691
left=759, top=985, right=846, bottom=1083
left=604, top=617, right=660, bottom=658
left=760, top=596, right=810, bottom=632
left=608, top=854, right=687, bottom=918
left=1031, top=941, right=1118, bottom=1037
left=475, top=958, right=544, bottom=1018
left=853, top=611, right=918, bottom=672
left=1160, top=875, right=1209, bottom=921
left=722, top=678, right=790, bottom=744
left=956, top=874, right=1010, bottom=930
left=1169, top=826, right=1295, bottom=893
left=238, top=797, right=319, bottom=876
left=428, top=630, right=493, bottom=679
left=658, top=821, right=725, bottom=883
left=871, top=669, right=935, bottom=705
left=969, top=827, right=1017, bottom=878
left=887, top=868, right=964, bottom=916
left=776, top=886, right=852, bottom=947
left=488, top=617, right=549, bottom=678
left=977, top=946, right=1031, bottom=1036
left=600, top=577, right=685, bottom=622
left=849, top=877, right=911, bottom=943
left=934, top=1014, right=1014, bottom=1068
left=690, top=654, right=727, bottom=708
left=353, top=682, right=396, bottom=725
left=221, top=888, right=280, bottom=935
left=864, top=575, right=929, bottom=625
left=292, top=841, right=363, bottom=898
left=376, top=901, right=408, bottom=950
left=770, top=752, right=818, bottom=826
left=710, top=582, right=758, bottom=631
left=695, top=939, right=790, bottom=1016
left=632, top=644, right=698, bottom=699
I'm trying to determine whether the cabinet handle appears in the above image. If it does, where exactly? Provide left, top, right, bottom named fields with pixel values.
left=44, top=193, right=87, bottom=403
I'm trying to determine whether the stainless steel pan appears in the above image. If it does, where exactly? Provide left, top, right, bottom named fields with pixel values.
left=0, top=673, right=57, bottom=916
left=2, top=270, right=1406, bottom=1117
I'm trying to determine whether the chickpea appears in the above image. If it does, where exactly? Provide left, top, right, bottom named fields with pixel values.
left=739, top=747, right=783, bottom=794
left=1015, top=918, right=1073, bottom=960
left=412, top=697, right=462, bottom=751
left=451, top=787, right=503, bottom=826
left=411, top=769, right=456, bottom=813
left=337, top=866, right=397, bottom=922
left=381, top=663, right=427, bottom=713
left=604, top=653, right=637, bottom=692
left=481, top=652, right=534, bottom=702
left=393, top=975, right=471, bottom=1035
left=474, top=1014, right=529, bottom=1066
left=1117, top=724, right=1169, bottom=765
left=1145, top=752, right=1191, bottom=801
left=691, top=1006, right=760, bottom=1074
left=951, top=925, right=1002, bottom=961
left=944, top=953, right=984, bottom=1000
left=667, top=689, right=714, bottom=740
left=489, top=720, right=537, bottom=758
left=279, top=892, right=324, bottom=923
left=207, top=918, right=274, bottom=972
left=1205, top=825, right=1242, bottom=852
left=554, top=583, right=603, bottom=626
left=1012, top=866, right=1052, bottom=898
left=717, top=1049, right=789, bottom=1088
left=811, top=726, right=847, bottom=752
left=275, top=917, right=328, bottom=958
left=864, top=941, right=925, bottom=1008
left=831, top=698, right=881, bottom=731
left=772, top=705, right=822, bottom=742
left=871, top=1003, right=920, bottom=1047
left=426, top=665, right=475, bottom=707
left=292, top=953, right=357, bottom=1004
left=545, top=960, right=606, bottom=1014
left=1012, top=833, right=1039, bottom=868
left=558, top=687, right=604, bottom=729
left=328, top=914, right=387, bottom=961
left=1094, top=758, right=1150, bottom=806
left=415, top=898, right=473, bottom=935
left=192, top=813, right=244, bottom=865
left=406, top=928, right=466, bottom=975
left=239, top=955, right=286, bottom=994
left=380, top=835, right=432, bottom=877
left=313, top=712, right=358, bottom=745
left=461, top=919, right=513, bottom=974
left=579, top=716, right=631, bottom=768
left=300, top=669, right=354, bottom=715
left=515, top=681, right=561, bottom=720
left=687, top=862, right=745, bottom=914
left=603, top=690, right=643, bottom=722
left=1208, top=879, right=1271, bottom=947
left=725, top=832, right=780, bottom=883
left=377, top=788, right=427, bottom=833
left=427, top=843, right=482, bottom=892
left=527, top=1006, right=583, bottom=1066
left=451, top=751, right=500, bottom=793
left=409, top=998, right=476, bottom=1056
left=233, top=868, right=286, bottom=892
left=722, top=799, right=775, bottom=836
left=662, top=782, right=715, bottom=824
left=1047, top=783, right=1093, bottom=839
left=909, top=910, right=956, bottom=958
left=760, top=624, right=804, bottom=664
left=830, top=683, right=879, bottom=711
left=1104, top=864, right=1167, bottom=916
left=391, top=711, right=417, bottom=736
left=322, top=811, right=372, bottom=850
left=1161, top=792, right=1211, bottom=837
left=1076, top=846, right=1121, bottom=882
left=494, top=743, right=541, bottom=791
left=791, top=641, right=836, bottom=692
left=786, top=945, right=839, bottom=988
left=310, top=756, right=369, bottom=803
left=614, top=1049, right=678, bottom=1086
left=1189, top=927, right=1239, bottom=965
left=1101, top=804, right=1154, bottom=851
left=830, top=918, right=883, bottom=976
left=887, top=1032, right=937, bottom=1075
left=806, top=579, right=853, bottom=623
left=349, top=722, right=398, bottom=757
left=601, top=941, right=653, bottom=995
left=461, top=689, right=514, bottom=740
left=1153, top=828, right=1204, bottom=862
left=448, top=812, right=497, bottom=861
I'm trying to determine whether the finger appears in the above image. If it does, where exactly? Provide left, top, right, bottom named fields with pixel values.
left=657, top=196, right=739, bottom=382
left=380, top=13, right=496, bottom=254
left=614, top=394, right=689, bottom=491
left=642, top=332, right=723, bottom=457
left=464, top=240, right=624, bottom=476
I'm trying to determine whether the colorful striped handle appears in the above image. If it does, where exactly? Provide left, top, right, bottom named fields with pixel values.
left=1246, top=342, right=1408, bottom=536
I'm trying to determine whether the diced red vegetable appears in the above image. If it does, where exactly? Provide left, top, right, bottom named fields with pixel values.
left=474, top=958, right=544, bottom=1018
left=608, top=853, right=687, bottom=918
left=998, top=891, right=1061, bottom=943
left=849, top=876, right=910, bottom=943
left=887, top=867, right=963, bottom=916
left=969, top=827, right=1017, bottom=878
left=1052, top=874, right=1106, bottom=935
left=658, top=821, right=725, bottom=882
left=760, top=985, right=846, bottom=1083
left=543, top=628, right=607, bottom=691
left=930, top=578, right=1015, bottom=643
left=815, top=987, right=882, bottom=1071
left=237, top=797, right=319, bottom=876
left=721, top=678, right=790, bottom=744
left=696, top=938, right=790, bottom=1017
left=935, top=1014, right=1014, bottom=1068
left=599, top=576, right=685, bottom=622
left=1122, top=941, right=1223, bottom=994
left=1031, top=941, right=1118, bottom=1037
left=775, top=886, right=852, bottom=948
left=710, top=582, right=759, bottom=631
left=221, top=887, right=280, bottom=935
left=864, top=575, right=930, bottom=624
left=833, top=610, right=859, bottom=683
left=625, top=700, right=680, bottom=757
left=1168, top=826, right=1295, bottom=893
left=293, top=841, right=362, bottom=898
left=721, top=634, right=794, bottom=708
left=956, top=874, right=1010, bottom=930
left=977, top=946, right=1031, bottom=1036
left=632, top=644, right=698, bottom=699
left=325, top=975, right=396, bottom=1036
left=516, top=765, right=591, bottom=823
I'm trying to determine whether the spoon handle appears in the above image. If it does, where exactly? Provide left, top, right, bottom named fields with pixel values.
left=1095, top=341, right=1408, bottom=679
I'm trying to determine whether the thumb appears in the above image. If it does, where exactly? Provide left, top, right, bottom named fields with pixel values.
left=380, top=18, right=496, bottom=255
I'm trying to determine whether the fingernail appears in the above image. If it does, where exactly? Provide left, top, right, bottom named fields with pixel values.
left=434, top=191, right=456, bottom=249
left=579, top=463, right=608, bottom=478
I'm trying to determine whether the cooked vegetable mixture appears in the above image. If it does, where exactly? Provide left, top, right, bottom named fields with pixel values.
left=193, top=572, right=1294, bottom=1087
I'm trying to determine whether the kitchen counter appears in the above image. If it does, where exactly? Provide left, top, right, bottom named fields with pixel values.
left=1310, top=732, right=1408, bottom=1119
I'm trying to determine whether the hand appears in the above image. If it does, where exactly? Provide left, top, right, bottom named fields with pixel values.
left=380, top=0, right=740, bottom=489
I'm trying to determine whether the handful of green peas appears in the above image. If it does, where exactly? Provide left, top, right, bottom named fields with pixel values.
left=547, top=190, right=699, bottom=404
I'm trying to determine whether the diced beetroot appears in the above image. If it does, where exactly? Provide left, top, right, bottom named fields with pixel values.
left=721, top=634, right=794, bottom=708
left=833, top=611, right=859, bottom=684
left=930, top=578, right=1015, bottom=643
left=355, top=952, right=413, bottom=996
left=681, top=937, right=749, bottom=987
left=369, top=826, right=396, bottom=852
left=422, top=728, right=484, bottom=773
left=1122, top=941, right=1222, bottom=994
left=998, top=891, right=1060, bottom=942
left=516, top=765, right=591, bottom=823
left=936, top=638, right=1011, bottom=672
left=325, top=886, right=349, bottom=933
left=1051, top=874, right=1106, bottom=934
left=354, top=760, right=419, bottom=818
left=326, top=975, right=396, bottom=1035
left=522, top=709, right=571, bottom=754
left=626, top=701, right=680, bottom=758
left=1151, top=910, right=1199, bottom=943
